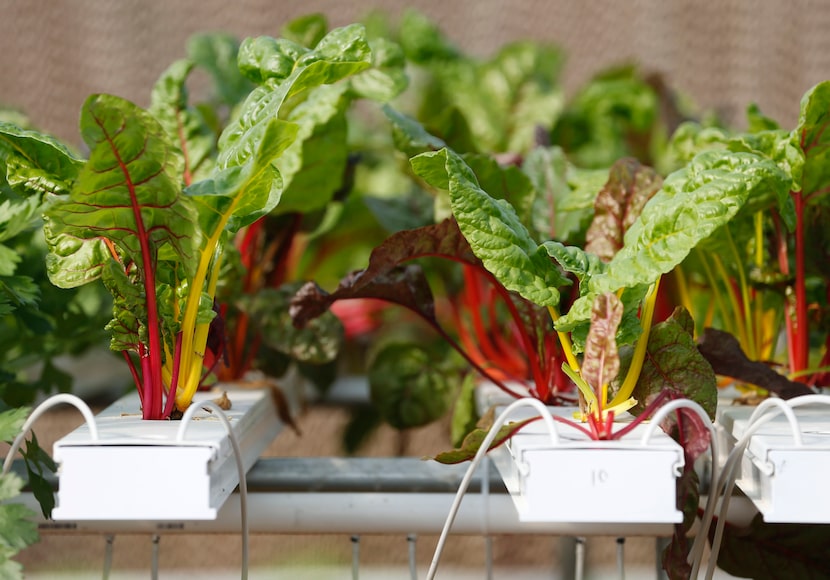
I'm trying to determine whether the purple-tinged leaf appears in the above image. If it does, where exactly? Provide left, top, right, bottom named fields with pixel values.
left=291, top=264, right=436, bottom=328
left=697, top=327, right=813, bottom=399
left=290, top=218, right=480, bottom=328
left=713, top=513, right=830, bottom=579
left=581, top=293, right=622, bottom=395
left=585, top=157, right=662, bottom=263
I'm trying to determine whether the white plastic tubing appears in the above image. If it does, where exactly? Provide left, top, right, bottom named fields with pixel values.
left=704, top=394, right=830, bottom=580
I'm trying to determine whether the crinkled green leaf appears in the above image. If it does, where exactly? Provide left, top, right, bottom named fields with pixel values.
left=522, top=146, right=606, bottom=244
left=241, top=285, right=343, bottom=365
left=726, top=128, right=802, bottom=224
left=272, top=85, right=349, bottom=214
left=281, top=13, right=329, bottom=49
left=44, top=94, right=199, bottom=286
left=417, top=41, right=563, bottom=154
left=411, top=148, right=569, bottom=307
left=42, top=236, right=109, bottom=289
left=584, top=158, right=663, bottom=263
left=795, top=80, right=830, bottom=201
left=349, top=38, right=408, bottom=102
left=0, top=407, right=28, bottom=443
left=560, top=150, right=791, bottom=329
left=661, top=121, right=728, bottom=173
left=551, top=70, right=658, bottom=168
left=101, top=260, right=145, bottom=352
left=462, top=154, right=536, bottom=229
left=383, top=105, right=447, bottom=157
left=149, top=59, right=216, bottom=181
left=581, top=293, right=623, bottom=393
left=217, top=25, right=381, bottom=220
left=186, top=32, right=253, bottom=107
left=190, top=117, right=297, bottom=233
left=369, top=342, right=457, bottom=430
left=0, top=121, right=83, bottom=199
left=621, top=307, right=717, bottom=418
left=398, top=9, right=460, bottom=64
left=746, top=103, right=781, bottom=132
left=542, top=241, right=606, bottom=286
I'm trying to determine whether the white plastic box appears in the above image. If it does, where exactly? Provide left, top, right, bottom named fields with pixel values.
left=52, top=388, right=281, bottom=521
left=476, top=384, right=685, bottom=524
left=717, top=403, right=830, bottom=523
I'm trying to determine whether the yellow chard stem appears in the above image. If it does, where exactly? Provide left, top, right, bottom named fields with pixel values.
left=608, top=276, right=661, bottom=408
left=547, top=305, right=580, bottom=373
left=725, top=226, right=756, bottom=360
left=711, top=254, right=749, bottom=351
left=673, top=267, right=694, bottom=324
left=175, top=241, right=224, bottom=411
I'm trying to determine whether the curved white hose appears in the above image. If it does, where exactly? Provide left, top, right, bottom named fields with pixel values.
left=177, top=401, right=249, bottom=580
left=2, top=393, right=98, bottom=476
left=426, top=398, right=558, bottom=579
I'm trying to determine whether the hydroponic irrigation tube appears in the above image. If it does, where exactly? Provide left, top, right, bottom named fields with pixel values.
left=705, top=394, right=830, bottom=580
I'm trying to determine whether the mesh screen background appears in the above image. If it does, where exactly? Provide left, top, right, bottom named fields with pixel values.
left=2, top=0, right=829, bottom=145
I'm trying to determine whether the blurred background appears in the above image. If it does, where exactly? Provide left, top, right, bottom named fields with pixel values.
left=2, top=0, right=829, bottom=147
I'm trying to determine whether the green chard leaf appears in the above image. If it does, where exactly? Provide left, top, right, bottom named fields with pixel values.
left=521, top=146, right=607, bottom=244
left=239, top=284, right=343, bottom=365
left=559, top=149, right=791, bottom=330
left=149, top=59, right=216, bottom=182
left=280, top=13, right=329, bottom=48
left=398, top=9, right=460, bottom=65
left=368, top=342, right=457, bottom=430
left=186, top=32, right=253, bottom=107
left=44, top=93, right=199, bottom=287
left=219, top=24, right=387, bottom=218
left=551, top=70, right=658, bottom=168
left=191, top=117, right=297, bottom=233
left=271, top=84, right=350, bottom=214
left=795, top=80, right=830, bottom=202
left=349, top=37, right=409, bottom=102
left=383, top=105, right=447, bottom=157
left=0, top=121, right=83, bottom=199
left=411, top=148, right=569, bottom=307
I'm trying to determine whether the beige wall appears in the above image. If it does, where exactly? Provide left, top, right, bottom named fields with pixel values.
left=2, top=0, right=828, bottom=145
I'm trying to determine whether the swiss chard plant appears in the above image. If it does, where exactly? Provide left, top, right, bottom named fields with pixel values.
left=3, top=23, right=393, bottom=420
left=212, top=14, right=410, bottom=387
left=662, top=82, right=830, bottom=397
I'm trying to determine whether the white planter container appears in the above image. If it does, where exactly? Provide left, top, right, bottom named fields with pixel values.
left=476, top=383, right=686, bottom=524
left=52, top=387, right=282, bottom=521
left=716, top=396, right=830, bottom=523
